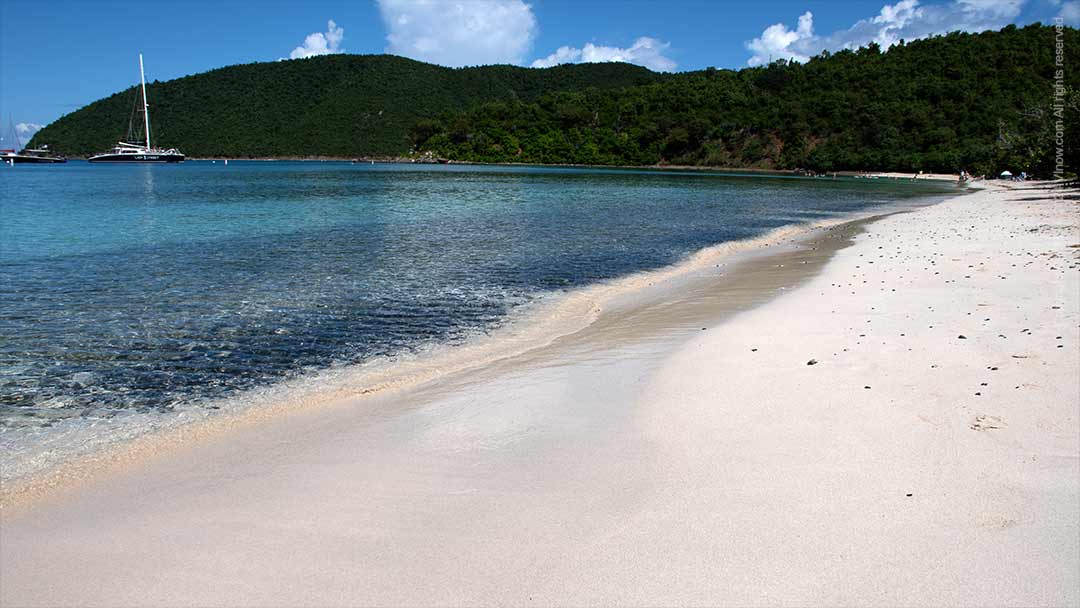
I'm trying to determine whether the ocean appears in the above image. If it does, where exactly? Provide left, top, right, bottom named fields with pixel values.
left=0, top=162, right=956, bottom=471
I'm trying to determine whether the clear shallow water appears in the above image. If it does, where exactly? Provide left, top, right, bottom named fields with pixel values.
left=1, top=162, right=956, bottom=428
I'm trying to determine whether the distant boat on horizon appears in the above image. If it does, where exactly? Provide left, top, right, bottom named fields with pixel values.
left=88, top=54, right=184, bottom=164
left=2, top=118, right=66, bottom=164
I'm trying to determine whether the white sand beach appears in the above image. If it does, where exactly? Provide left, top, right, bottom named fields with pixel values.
left=2, top=183, right=1077, bottom=606
left=861, top=171, right=962, bottom=181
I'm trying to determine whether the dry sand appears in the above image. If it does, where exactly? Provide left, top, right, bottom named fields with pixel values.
left=1, top=183, right=1077, bottom=606
left=861, top=171, right=961, bottom=181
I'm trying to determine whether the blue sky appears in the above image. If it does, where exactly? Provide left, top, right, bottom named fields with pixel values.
left=1, top=0, right=1073, bottom=141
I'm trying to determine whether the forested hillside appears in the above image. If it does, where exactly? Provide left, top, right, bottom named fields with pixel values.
left=30, top=24, right=1078, bottom=174
left=28, top=56, right=661, bottom=158
left=416, top=24, right=1079, bottom=175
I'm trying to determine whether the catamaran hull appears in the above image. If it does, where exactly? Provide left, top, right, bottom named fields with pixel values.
left=88, top=153, right=184, bottom=163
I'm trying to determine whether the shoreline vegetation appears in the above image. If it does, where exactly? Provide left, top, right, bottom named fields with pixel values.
left=3, top=181, right=1076, bottom=605
left=29, top=24, right=1079, bottom=178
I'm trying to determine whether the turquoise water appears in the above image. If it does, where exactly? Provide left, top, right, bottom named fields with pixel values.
left=1, top=162, right=957, bottom=428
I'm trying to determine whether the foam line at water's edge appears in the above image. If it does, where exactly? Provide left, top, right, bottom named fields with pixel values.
left=0, top=190, right=969, bottom=509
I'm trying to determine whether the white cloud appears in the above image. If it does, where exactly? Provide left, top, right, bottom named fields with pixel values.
left=14, top=122, right=43, bottom=144
left=377, top=0, right=537, bottom=67
left=531, top=46, right=582, bottom=68
left=1058, top=0, right=1080, bottom=24
left=746, top=0, right=1026, bottom=67
left=531, top=37, right=677, bottom=71
left=746, top=11, right=815, bottom=66
left=287, top=20, right=345, bottom=60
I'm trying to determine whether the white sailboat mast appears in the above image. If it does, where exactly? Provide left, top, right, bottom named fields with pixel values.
left=139, top=53, right=151, bottom=150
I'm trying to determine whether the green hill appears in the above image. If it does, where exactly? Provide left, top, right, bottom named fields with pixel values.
left=30, top=24, right=1079, bottom=175
left=415, top=24, right=1079, bottom=176
left=28, top=55, right=662, bottom=158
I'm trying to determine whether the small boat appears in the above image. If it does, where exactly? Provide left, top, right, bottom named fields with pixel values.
left=89, top=54, right=184, bottom=163
left=1, top=119, right=66, bottom=164
left=2, top=144, right=67, bottom=164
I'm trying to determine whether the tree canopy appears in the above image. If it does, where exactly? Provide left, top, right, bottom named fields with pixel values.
left=416, top=24, right=1079, bottom=176
left=29, top=55, right=660, bottom=158
left=30, top=24, right=1079, bottom=175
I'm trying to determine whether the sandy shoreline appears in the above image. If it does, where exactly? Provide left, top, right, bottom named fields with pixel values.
left=0, top=205, right=902, bottom=503
left=2, top=183, right=1076, bottom=606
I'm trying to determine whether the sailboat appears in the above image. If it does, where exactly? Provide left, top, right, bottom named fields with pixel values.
left=1, top=118, right=66, bottom=164
left=88, top=54, right=184, bottom=163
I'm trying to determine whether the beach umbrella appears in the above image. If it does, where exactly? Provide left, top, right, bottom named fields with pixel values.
left=1000, top=170, right=1013, bottom=177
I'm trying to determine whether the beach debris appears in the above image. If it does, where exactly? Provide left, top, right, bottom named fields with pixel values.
left=970, top=414, right=1006, bottom=431
left=807, top=359, right=818, bottom=366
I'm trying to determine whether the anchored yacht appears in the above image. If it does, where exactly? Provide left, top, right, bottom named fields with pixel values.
left=89, top=54, right=184, bottom=163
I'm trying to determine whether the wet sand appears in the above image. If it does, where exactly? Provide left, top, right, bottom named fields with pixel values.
left=2, top=183, right=1076, bottom=606
left=0, top=210, right=870, bottom=501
